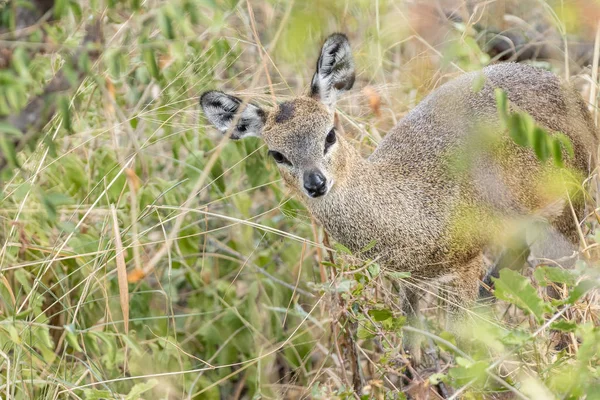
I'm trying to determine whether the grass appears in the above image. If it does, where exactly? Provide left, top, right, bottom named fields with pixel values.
left=0, top=0, right=599, bottom=399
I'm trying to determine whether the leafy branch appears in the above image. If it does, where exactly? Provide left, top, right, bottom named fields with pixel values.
left=0, top=1, right=102, bottom=172
left=496, top=88, right=574, bottom=166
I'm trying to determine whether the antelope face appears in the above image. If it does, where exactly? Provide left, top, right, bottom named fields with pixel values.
left=200, top=33, right=355, bottom=200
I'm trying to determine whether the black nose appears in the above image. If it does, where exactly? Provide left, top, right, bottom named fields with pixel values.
left=303, top=170, right=327, bottom=197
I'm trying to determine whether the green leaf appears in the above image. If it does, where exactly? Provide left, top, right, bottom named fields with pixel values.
left=532, top=126, right=550, bottom=162
left=521, top=112, right=536, bottom=139
left=184, top=0, right=200, bottom=24
left=4, top=324, right=21, bottom=344
left=550, top=320, right=578, bottom=332
left=493, top=269, right=547, bottom=322
left=40, top=190, right=71, bottom=221
left=360, top=239, right=378, bottom=253
left=158, top=9, right=175, bottom=40
left=142, top=48, right=160, bottom=80
left=586, top=384, right=600, bottom=400
left=568, top=279, right=597, bottom=304
left=69, top=0, right=82, bottom=19
left=125, top=379, right=158, bottom=400
left=507, top=113, right=529, bottom=147
left=576, top=325, right=600, bottom=364
left=368, top=308, right=393, bottom=322
left=449, top=360, right=489, bottom=387
left=64, top=324, right=83, bottom=352
left=534, top=266, right=576, bottom=287
left=381, top=316, right=406, bottom=331
left=11, top=47, right=31, bottom=81
left=472, top=73, right=486, bottom=92
left=320, top=261, right=337, bottom=269
left=367, top=263, right=380, bottom=279
left=550, top=137, right=564, bottom=167
left=210, top=156, right=225, bottom=193
left=46, top=192, right=74, bottom=206
left=54, top=0, right=68, bottom=17
left=107, top=49, right=127, bottom=79
left=495, top=89, right=508, bottom=120
left=83, top=389, right=114, bottom=400
left=554, top=132, right=575, bottom=158
left=429, top=373, right=447, bottom=385
left=334, top=279, right=354, bottom=292
left=0, top=121, right=22, bottom=137
left=0, top=134, right=19, bottom=168
left=501, top=329, right=530, bottom=346
left=333, top=242, right=352, bottom=255
left=385, top=271, right=411, bottom=279
left=351, top=282, right=364, bottom=296
left=354, top=272, right=368, bottom=284
left=32, top=325, right=56, bottom=363
left=77, top=52, right=91, bottom=74
left=5, top=86, right=23, bottom=111
left=62, top=60, right=79, bottom=86
left=59, top=96, right=73, bottom=133
left=437, top=330, right=458, bottom=351
left=44, top=135, right=57, bottom=158
left=89, top=332, right=116, bottom=370
left=357, top=323, right=375, bottom=340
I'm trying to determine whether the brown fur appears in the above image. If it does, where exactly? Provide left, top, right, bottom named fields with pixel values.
left=260, top=64, right=596, bottom=291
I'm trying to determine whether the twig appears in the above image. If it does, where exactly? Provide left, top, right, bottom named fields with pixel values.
left=323, top=230, right=364, bottom=395
left=426, top=335, right=449, bottom=398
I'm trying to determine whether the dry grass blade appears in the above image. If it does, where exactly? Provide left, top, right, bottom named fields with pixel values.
left=592, top=21, right=600, bottom=126
left=0, top=275, right=15, bottom=307
left=111, top=204, right=129, bottom=334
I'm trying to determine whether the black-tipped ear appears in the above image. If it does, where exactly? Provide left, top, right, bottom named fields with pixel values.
left=310, top=33, right=355, bottom=109
left=200, top=91, right=266, bottom=139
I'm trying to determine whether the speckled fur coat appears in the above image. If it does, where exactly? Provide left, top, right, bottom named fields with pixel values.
left=201, top=34, right=597, bottom=317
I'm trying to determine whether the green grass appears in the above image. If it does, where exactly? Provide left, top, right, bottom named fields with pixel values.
left=1, top=0, right=599, bottom=399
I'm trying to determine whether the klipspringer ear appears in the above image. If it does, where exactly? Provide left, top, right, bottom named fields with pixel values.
left=200, top=91, right=266, bottom=139
left=310, top=33, right=355, bottom=109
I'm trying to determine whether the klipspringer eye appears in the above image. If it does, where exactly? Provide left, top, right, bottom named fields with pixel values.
left=268, top=150, right=291, bottom=165
left=324, top=128, right=336, bottom=153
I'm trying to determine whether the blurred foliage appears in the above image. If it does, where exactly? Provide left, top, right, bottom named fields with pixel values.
left=0, top=0, right=599, bottom=399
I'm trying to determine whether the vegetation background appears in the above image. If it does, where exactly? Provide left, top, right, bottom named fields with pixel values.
left=0, top=0, right=599, bottom=398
